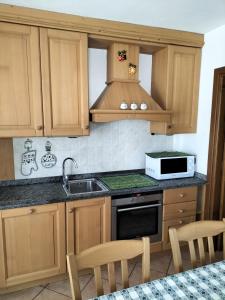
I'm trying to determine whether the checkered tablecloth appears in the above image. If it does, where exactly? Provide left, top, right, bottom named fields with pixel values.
left=92, top=260, right=225, bottom=300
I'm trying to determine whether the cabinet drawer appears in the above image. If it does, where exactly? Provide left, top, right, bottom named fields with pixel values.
left=163, top=216, right=195, bottom=249
left=163, top=201, right=196, bottom=220
left=164, top=186, right=197, bottom=204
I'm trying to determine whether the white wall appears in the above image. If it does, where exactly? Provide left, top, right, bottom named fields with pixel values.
left=13, top=49, right=173, bottom=179
left=173, top=24, right=225, bottom=174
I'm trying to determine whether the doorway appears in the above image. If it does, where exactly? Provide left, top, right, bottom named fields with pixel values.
left=205, top=67, right=225, bottom=220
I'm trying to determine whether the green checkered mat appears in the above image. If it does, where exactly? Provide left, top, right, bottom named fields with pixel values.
left=100, top=174, right=157, bottom=190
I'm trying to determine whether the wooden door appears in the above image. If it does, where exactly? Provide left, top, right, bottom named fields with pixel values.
left=220, top=141, right=225, bottom=219
left=167, top=45, right=201, bottom=133
left=0, top=203, right=66, bottom=288
left=67, top=197, right=111, bottom=254
left=40, top=28, right=89, bottom=136
left=207, top=72, right=225, bottom=219
left=0, top=22, right=43, bottom=137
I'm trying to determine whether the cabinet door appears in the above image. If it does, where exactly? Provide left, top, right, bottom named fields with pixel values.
left=40, top=28, right=89, bottom=136
left=167, top=45, right=201, bottom=133
left=151, top=45, right=201, bottom=134
left=0, top=203, right=66, bottom=288
left=67, top=197, right=111, bottom=254
left=0, top=22, right=43, bottom=137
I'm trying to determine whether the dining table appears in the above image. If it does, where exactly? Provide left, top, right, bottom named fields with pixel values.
left=92, top=260, right=225, bottom=300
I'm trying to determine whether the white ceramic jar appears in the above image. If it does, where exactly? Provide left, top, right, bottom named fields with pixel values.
left=120, top=101, right=128, bottom=110
left=140, top=102, right=148, bottom=110
left=130, top=102, right=138, bottom=110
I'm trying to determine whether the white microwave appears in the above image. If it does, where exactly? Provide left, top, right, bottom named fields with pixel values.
left=145, top=152, right=195, bottom=180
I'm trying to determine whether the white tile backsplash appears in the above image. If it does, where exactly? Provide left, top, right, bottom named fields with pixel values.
left=13, top=121, right=173, bottom=179
left=13, top=48, right=173, bottom=179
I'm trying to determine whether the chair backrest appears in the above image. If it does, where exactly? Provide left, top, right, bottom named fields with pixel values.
left=67, top=237, right=150, bottom=300
left=169, top=220, right=225, bottom=273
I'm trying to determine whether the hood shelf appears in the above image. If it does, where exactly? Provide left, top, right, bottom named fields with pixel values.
left=90, top=109, right=172, bottom=123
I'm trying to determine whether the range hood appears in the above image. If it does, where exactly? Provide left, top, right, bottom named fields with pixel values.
left=90, top=42, right=172, bottom=123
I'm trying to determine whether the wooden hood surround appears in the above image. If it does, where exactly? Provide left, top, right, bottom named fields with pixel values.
left=90, top=42, right=172, bottom=123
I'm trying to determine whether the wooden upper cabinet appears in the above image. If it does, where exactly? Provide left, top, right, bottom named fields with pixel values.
left=0, top=203, right=66, bottom=288
left=40, top=28, right=89, bottom=136
left=0, top=22, right=43, bottom=137
left=151, top=45, right=201, bottom=134
left=67, top=197, right=111, bottom=254
left=0, top=23, right=89, bottom=137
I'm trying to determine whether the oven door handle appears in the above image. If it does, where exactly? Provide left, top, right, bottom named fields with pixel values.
left=117, top=203, right=161, bottom=212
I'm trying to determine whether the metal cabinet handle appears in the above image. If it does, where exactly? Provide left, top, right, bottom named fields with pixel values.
left=178, top=209, right=184, bottom=213
left=179, top=193, right=184, bottom=198
left=68, top=208, right=74, bottom=213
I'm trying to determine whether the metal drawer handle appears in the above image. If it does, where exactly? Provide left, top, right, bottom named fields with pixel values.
left=68, top=208, right=74, bottom=213
left=178, top=209, right=184, bottom=213
left=179, top=193, right=185, bottom=198
left=118, top=203, right=161, bottom=212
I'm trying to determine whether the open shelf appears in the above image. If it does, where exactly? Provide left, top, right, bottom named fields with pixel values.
left=90, top=109, right=172, bottom=123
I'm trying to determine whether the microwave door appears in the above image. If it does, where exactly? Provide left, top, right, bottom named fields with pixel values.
left=161, top=157, right=188, bottom=174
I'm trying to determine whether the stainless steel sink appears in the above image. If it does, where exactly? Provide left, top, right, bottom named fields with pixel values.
left=63, top=178, right=108, bottom=196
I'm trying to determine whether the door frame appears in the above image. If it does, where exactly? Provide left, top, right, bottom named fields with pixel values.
left=205, top=67, right=225, bottom=219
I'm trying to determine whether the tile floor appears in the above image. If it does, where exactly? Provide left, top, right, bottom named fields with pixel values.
left=1, top=248, right=222, bottom=300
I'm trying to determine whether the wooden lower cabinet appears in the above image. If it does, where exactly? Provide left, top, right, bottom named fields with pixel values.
left=67, top=197, right=111, bottom=254
left=0, top=203, right=66, bottom=288
left=162, top=186, right=198, bottom=250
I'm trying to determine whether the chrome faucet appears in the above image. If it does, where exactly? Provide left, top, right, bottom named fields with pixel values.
left=62, top=157, right=78, bottom=188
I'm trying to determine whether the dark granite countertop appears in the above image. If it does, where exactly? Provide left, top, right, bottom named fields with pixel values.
left=0, top=170, right=206, bottom=210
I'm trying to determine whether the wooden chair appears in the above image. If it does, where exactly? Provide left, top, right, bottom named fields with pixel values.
left=67, top=237, right=150, bottom=300
left=169, top=220, right=225, bottom=273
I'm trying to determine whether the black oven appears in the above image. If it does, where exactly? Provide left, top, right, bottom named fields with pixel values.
left=112, top=191, right=162, bottom=242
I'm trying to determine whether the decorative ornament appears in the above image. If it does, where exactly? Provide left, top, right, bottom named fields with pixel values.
left=21, top=139, right=38, bottom=176
left=41, top=141, right=57, bottom=168
left=129, top=63, right=137, bottom=75
left=117, top=50, right=127, bottom=61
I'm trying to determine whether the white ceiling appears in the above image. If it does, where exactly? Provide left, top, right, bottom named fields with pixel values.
left=1, top=0, right=225, bottom=33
